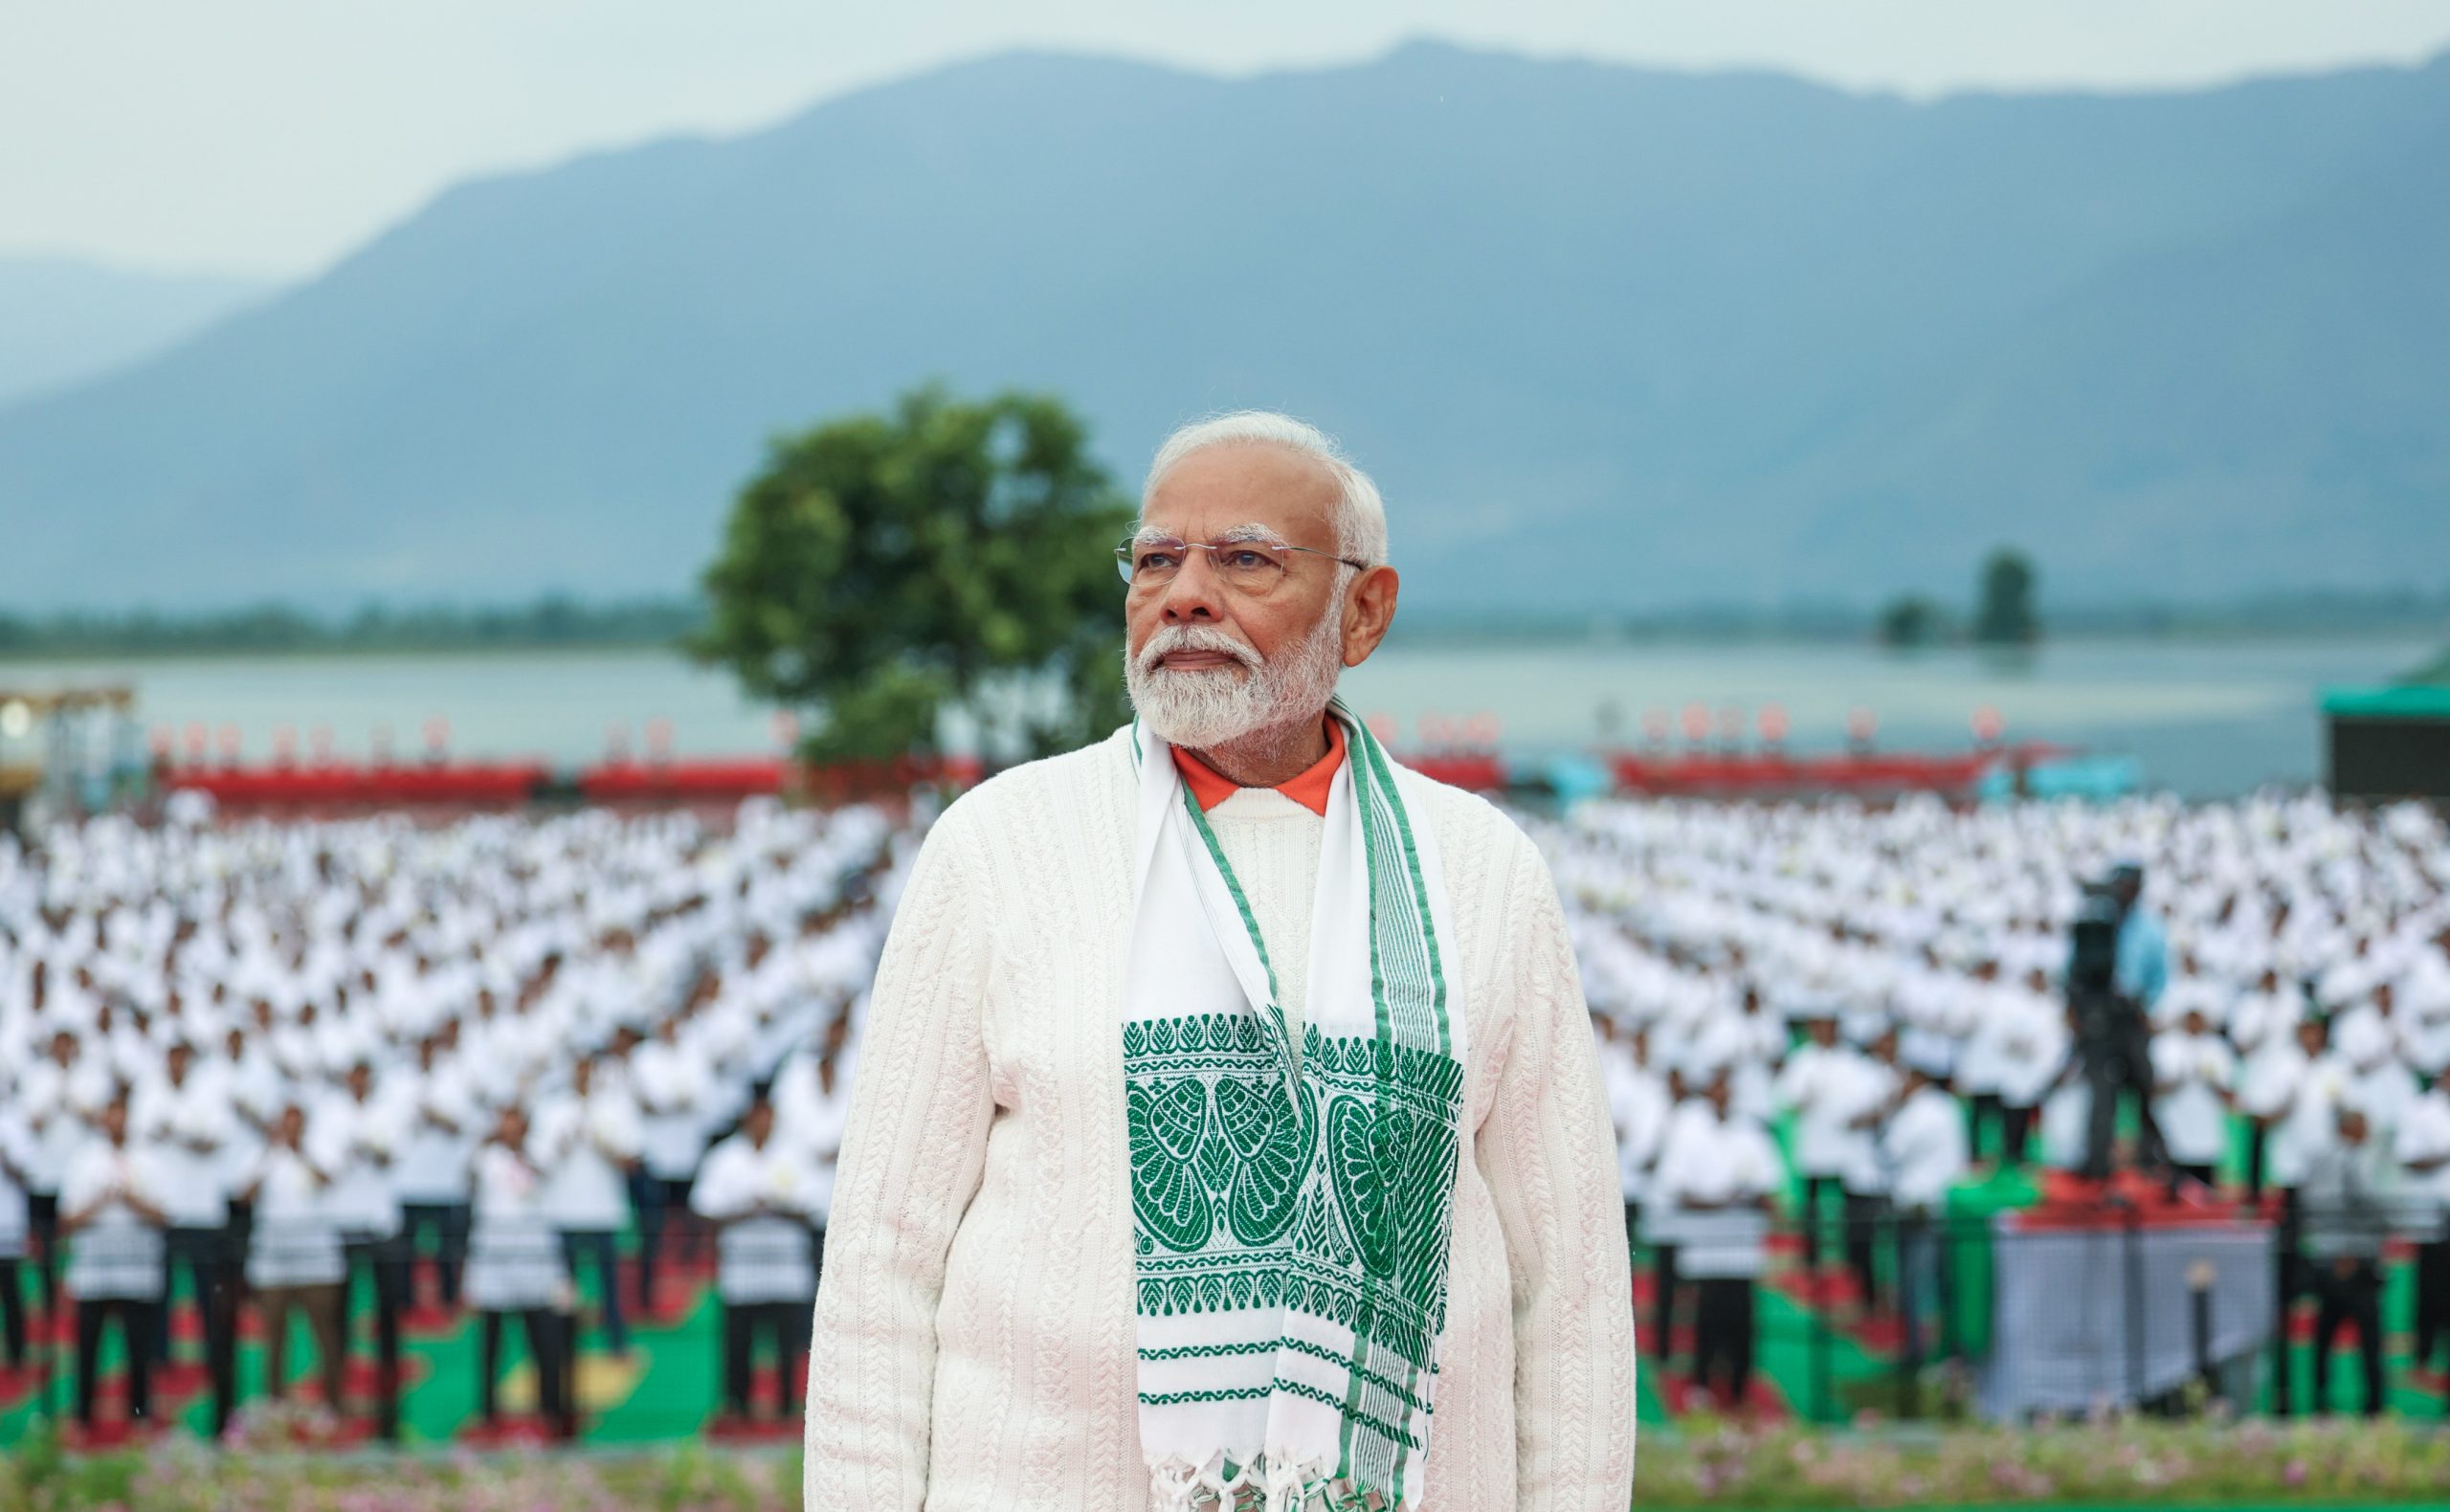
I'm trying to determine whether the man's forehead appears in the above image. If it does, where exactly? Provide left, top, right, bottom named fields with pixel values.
left=1143, top=443, right=1338, bottom=541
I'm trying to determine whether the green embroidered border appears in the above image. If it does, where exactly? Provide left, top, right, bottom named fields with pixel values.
left=1139, top=1386, right=1274, bottom=1407
left=1353, top=720, right=1452, bottom=1059
left=1139, top=1340, right=1278, bottom=1361
left=1280, top=1337, right=1432, bottom=1415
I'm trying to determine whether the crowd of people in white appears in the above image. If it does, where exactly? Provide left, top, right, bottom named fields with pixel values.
left=4, top=786, right=2449, bottom=1434
left=0, top=798, right=893, bottom=1434
left=1548, top=790, right=2450, bottom=1413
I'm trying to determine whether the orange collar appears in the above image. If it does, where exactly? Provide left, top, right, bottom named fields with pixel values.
left=1171, top=718, right=1346, bottom=817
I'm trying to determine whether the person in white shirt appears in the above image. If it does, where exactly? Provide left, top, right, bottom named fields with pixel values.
left=1955, top=960, right=2015, bottom=1161
left=2298, top=1104, right=2397, bottom=1415
left=629, top=1013, right=710, bottom=1318
left=128, top=1036, right=237, bottom=1433
left=1772, top=1008, right=1859, bottom=1291
left=315, top=1058, right=408, bottom=1434
left=2337, top=985, right=2420, bottom=1141
left=464, top=1105, right=573, bottom=1436
left=2151, top=1004, right=2238, bottom=1189
left=691, top=1085, right=819, bottom=1424
left=2240, top=1012, right=2316, bottom=1192
left=239, top=1102, right=347, bottom=1412
left=22, top=1027, right=108, bottom=1304
left=2249, top=1013, right=2350, bottom=1414
left=2268, top=1016, right=2351, bottom=1194
left=1881, top=1064, right=1970, bottom=1383
left=1994, top=968, right=2068, bottom=1169
left=392, top=1030, right=479, bottom=1313
left=1838, top=1028, right=1905, bottom=1318
left=538, top=1051, right=643, bottom=1358
left=772, top=1012, right=857, bottom=1190
left=216, top=1019, right=281, bottom=1184
left=2231, top=968, right=2301, bottom=1197
left=59, top=1092, right=168, bottom=1431
left=1650, top=1067, right=1783, bottom=1413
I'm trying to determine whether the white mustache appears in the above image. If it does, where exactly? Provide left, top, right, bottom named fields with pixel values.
left=1134, top=626, right=1261, bottom=674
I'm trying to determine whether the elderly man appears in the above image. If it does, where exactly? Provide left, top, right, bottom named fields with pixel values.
left=806, top=413, right=1636, bottom=1510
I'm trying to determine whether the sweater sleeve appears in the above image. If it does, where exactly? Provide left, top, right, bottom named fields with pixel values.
left=805, top=804, right=997, bottom=1509
left=1476, top=831, right=1638, bottom=1509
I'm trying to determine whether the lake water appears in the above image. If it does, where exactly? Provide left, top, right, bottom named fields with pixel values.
left=2, top=635, right=2434, bottom=798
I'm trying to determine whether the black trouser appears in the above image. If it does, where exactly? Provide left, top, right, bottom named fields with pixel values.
left=722, top=1297, right=811, bottom=1417
left=2416, top=1237, right=2450, bottom=1373
left=399, top=1203, right=470, bottom=1306
left=153, top=1227, right=237, bottom=1434
left=2081, top=1023, right=2168, bottom=1179
left=1842, top=1190, right=1885, bottom=1309
left=1691, top=1278, right=1755, bottom=1407
left=2309, top=1257, right=2385, bottom=1416
left=630, top=1170, right=685, bottom=1311
left=2172, top=1161, right=2217, bottom=1189
left=343, top=1234, right=409, bottom=1437
left=2000, top=1103, right=2035, bottom=1167
left=559, top=1230, right=628, bottom=1354
left=75, top=1295, right=156, bottom=1426
left=2244, top=1123, right=2269, bottom=1199
left=478, top=1308, right=570, bottom=1430
left=27, top=1193, right=59, bottom=1311
left=223, top=1196, right=252, bottom=1297
left=0, top=1256, right=26, bottom=1368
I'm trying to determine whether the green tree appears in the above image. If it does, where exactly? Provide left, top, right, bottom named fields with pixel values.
left=1972, top=546, right=2040, bottom=647
left=693, top=386, right=1134, bottom=764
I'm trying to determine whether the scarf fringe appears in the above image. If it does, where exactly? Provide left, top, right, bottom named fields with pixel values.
left=1147, top=1454, right=1392, bottom=1512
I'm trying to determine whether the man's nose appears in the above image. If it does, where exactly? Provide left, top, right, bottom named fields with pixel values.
left=1158, top=551, right=1227, bottom=623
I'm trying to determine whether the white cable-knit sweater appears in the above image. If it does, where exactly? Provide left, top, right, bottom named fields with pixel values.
left=803, top=736, right=1637, bottom=1510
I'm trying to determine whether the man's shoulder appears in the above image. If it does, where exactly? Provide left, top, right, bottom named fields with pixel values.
left=1389, top=761, right=1540, bottom=865
left=928, top=729, right=1134, bottom=849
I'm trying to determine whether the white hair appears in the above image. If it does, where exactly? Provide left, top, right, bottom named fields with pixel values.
left=1140, top=411, right=1390, bottom=567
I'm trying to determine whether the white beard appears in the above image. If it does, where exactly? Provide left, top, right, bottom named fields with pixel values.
left=1125, top=605, right=1346, bottom=751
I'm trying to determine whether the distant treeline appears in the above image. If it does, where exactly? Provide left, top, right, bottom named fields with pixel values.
left=0, top=596, right=707, bottom=657
left=1404, top=586, right=2450, bottom=647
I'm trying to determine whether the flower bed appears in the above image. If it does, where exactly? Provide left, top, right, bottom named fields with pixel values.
left=1647, top=1414, right=2450, bottom=1506
left=3, top=1412, right=2446, bottom=1510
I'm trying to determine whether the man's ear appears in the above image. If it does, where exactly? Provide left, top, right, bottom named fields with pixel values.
left=1341, top=565, right=1400, bottom=667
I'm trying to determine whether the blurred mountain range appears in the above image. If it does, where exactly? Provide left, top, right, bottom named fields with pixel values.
left=3, top=41, right=2445, bottom=614
left=0, top=256, right=270, bottom=410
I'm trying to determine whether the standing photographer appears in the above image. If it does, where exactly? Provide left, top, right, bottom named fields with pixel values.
left=2072, top=863, right=2171, bottom=1181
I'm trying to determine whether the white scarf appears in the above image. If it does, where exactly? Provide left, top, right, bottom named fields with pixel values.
left=1122, top=704, right=1468, bottom=1511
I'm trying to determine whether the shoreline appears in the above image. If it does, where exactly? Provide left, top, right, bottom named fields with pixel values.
left=1, top=625, right=2441, bottom=669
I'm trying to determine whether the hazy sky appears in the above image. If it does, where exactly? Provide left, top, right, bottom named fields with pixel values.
left=9, top=1, right=2450, bottom=278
